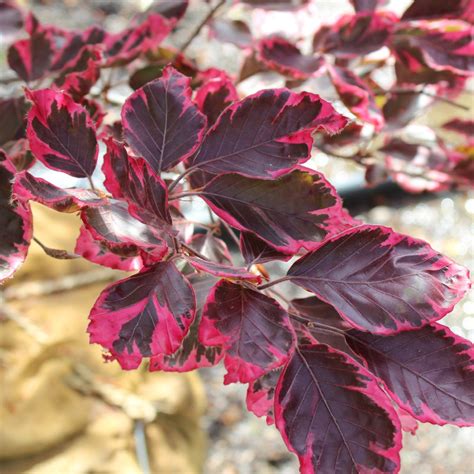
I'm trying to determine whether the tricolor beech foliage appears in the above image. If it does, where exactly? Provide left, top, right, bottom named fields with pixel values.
left=1, top=1, right=473, bottom=473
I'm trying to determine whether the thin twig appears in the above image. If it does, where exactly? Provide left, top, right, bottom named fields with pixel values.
left=258, top=276, right=291, bottom=290
left=167, top=166, right=199, bottom=194
left=134, top=420, right=151, bottom=474
left=180, top=0, right=226, bottom=53
left=181, top=242, right=210, bottom=261
left=169, top=191, right=203, bottom=201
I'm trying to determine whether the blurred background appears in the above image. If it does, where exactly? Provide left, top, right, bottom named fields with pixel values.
left=1, top=0, right=473, bottom=473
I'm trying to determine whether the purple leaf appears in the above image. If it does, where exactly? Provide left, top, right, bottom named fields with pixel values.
left=401, top=0, right=474, bottom=22
left=199, top=280, right=294, bottom=383
left=13, top=171, right=102, bottom=212
left=7, top=27, right=54, bottom=82
left=238, top=0, right=310, bottom=9
left=320, top=12, right=396, bottom=57
left=240, top=231, right=292, bottom=265
left=81, top=201, right=170, bottom=261
left=275, top=344, right=401, bottom=474
left=53, top=45, right=102, bottom=100
left=0, top=96, right=29, bottom=146
left=209, top=18, right=253, bottom=49
left=347, top=323, right=474, bottom=426
left=246, top=368, right=281, bottom=424
left=75, top=225, right=143, bottom=272
left=186, top=256, right=261, bottom=283
left=287, top=225, right=471, bottom=334
left=88, top=261, right=196, bottom=369
left=328, top=65, right=384, bottom=130
left=50, top=25, right=106, bottom=72
left=26, top=88, right=98, bottom=179
left=102, top=138, right=171, bottom=224
left=122, top=66, right=207, bottom=174
left=393, top=23, right=474, bottom=75
left=149, top=0, right=189, bottom=22
left=0, top=160, right=32, bottom=283
left=382, top=90, right=425, bottom=130
left=103, top=13, right=172, bottom=66
left=201, top=169, right=344, bottom=253
left=189, top=233, right=232, bottom=264
left=350, top=0, right=388, bottom=12
left=194, top=71, right=238, bottom=125
left=149, top=273, right=224, bottom=372
left=257, top=37, right=325, bottom=79
left=191, top=89, right=347, bottom=178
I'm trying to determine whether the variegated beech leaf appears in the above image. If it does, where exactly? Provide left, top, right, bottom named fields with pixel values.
left=26, top=89, right=98, bottom=179
left=328, top=65, right=384, bottom=131
left=257, top=37, right=325, bottom=79
left=81, top=201, right=170, bottom=261
left=102, top=138, right=171, bottom=224
left=7, top=26, right=55, bottom=82
left=318, top=12, right=396, bottom=57
left=287, top=225, right=471, bottom=334
left=347, top=323, right=474, bottom=426
left=149, top=273, right=224, bottom=372
left=275, top=344, right=402, bottom=474
left=191, top=89, right=347, bottom=179
left=209, top=18, right=252, bottom=49
left=0, top=158, right=32, bottom=283
left=199, top=280, right=294, bottom=384
left=88, top=261, right=196, bottom=369
left=194, top=71, right=238, bottom=125
left=103, top=13, right=172, bottom=66
left=75, top=225, right=143, bottom=272
left=201, top=169, right=344, bottom=253
left=122, top=66, right=207, bottom=174
left=13, top=171, right=102, bottom=212
left=53, top=45, right=102, bottom=100
left=401, top=0, right=474, bottom=22
left=246, top=368, right=282, bottom=424
left=393, top=23, right=474, bottom=75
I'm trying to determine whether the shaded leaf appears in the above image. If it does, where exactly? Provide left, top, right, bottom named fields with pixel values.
left=287, top=225, right=471, bottom=334
left=320, top=12, right=396, bottom=57
left=382, top=90, right=425, bottom=130
left=350, top=0, right=388, bottom=11
left=238, top=0, right=310, bottom=9
left=0, top=96, right=29, bottom=146
left=209, top=18, right=252, bottom=48
left=148, top=0, right=188, bottom=22
left=275, top=344, right=401, bottom=474
left=189, top=233, right=232, bottom=264
left=88, top=261, right=196, bottom=369
left=191, top=89, right=348, bottom=178
left=347, top=323, right=474, bottom=426
left=257, top=37, right=325, bottom=79
left=201, top=169, right=343, bottom=253
left=442, top=118, right=474, bottom=139
left=26, top=88, right=98, bottom=178
left=13, top=171, right=102, bottom=212
left=75, top=225, right=143, bottom=272
left=82, top=201, right=170, bottom=260
left=102, top=138, right=171, bottom=224
left=240, top=231, right=291, bottom=265
left=122, top=65, right=206, bottom=174
left=186, top=256, right=261, bottom=282
left=0, top=1, right=23, bottom=36
left=199, top=280, right=294, bottom=383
